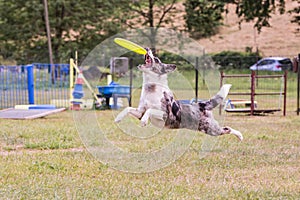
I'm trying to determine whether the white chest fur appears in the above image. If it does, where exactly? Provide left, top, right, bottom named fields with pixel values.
left=139, top=73, right=172, bottom=110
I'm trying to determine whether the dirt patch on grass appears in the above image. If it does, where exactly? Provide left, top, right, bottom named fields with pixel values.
left=0, top=145, right=85, bottom=156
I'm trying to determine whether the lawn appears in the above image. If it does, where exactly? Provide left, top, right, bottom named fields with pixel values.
left=0, top=106, right=300, bottom=199
left=1, top=68, right=300, bottom=199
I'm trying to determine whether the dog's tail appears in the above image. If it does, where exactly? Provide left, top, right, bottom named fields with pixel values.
left=200, top=84, right=232, bottom=111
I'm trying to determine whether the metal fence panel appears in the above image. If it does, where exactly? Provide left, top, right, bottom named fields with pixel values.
left=0, top=64, right=70, bottom=109
left=0, top=65, right=28, bottom=109
left=32, top=63, right=70, bottom=106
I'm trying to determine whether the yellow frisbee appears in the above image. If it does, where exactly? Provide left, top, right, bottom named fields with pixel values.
left=114, top=38, right=147, bottom=55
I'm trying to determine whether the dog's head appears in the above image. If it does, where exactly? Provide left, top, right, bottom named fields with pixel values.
left=138, top=48, right=176, bottom=75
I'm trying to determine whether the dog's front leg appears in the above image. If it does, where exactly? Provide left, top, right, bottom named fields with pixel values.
left=140, top=109, right=165, bottom=127
left=115, top=107, right=144, bottom=123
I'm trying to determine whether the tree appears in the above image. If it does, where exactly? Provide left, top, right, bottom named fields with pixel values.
left=289, top=0, right=300, bottom=27
left=225, top=0, right=286, bottom=32
left=116, top=0, right=180, bottom=48
left=184, top=0, right=225, bottom=39
left=184, top=0, right=287, bottom=39
left=0, top=0, right=121, bottom=64
left=0, top=0, right=293, bottom=64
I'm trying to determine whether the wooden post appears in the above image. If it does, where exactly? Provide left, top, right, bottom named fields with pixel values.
left=202, top=49, right=206, bottom=85
left=255, top=48, right=259, bottom=88
left=43, top=0, right=54, bottom=84
left=283, top=71, right=287, bottom=116
left=297, top=53, right=300, bottom=115
left=129, top=58, right=133, bottom=107
left=250, top=70, right=255, bottom=116
left=220, top=71, right=224, bottom=88
left=195, top=57, right=199, bottom=102
left=219, top=71, right=224, bottom=115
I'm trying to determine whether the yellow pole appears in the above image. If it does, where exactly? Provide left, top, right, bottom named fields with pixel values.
left=70, top=53, right=100, bottom=107
left=75, top=51, right=78, bottom=66
left=72, top=63, right=99, bottom=101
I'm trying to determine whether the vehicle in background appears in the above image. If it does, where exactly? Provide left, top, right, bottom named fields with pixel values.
left=250, top=57, right=292, bottom=71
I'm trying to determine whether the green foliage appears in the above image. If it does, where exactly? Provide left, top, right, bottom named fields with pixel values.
left=289, top=0, right=300, bottom=27
left=184, top=0, right=225, bottom=39
left=159, top=51, right=194, bottom=70
left=0, top=0, right=295, bottom=65
left=115, top=0, right=180, bottom=48
left=184, top=0, right=287, bottom=34
left=228, top=0, right=286, bottom=32
left=117, top=0, right=179, bottom=29
left=0, top=0, right=122, bottom=64
left=158, top=50, right=261, bottom=71
left=211, top=50, right=261, bottom=70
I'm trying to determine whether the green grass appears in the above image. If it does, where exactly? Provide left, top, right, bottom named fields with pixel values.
left=0, top=109, right=300, bottom=199
left=1, top=69, right=300, bottom=199
left=0, top=113, right=82, bottom=151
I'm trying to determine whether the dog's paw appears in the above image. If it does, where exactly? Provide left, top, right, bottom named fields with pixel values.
left=140, top=120, right=148, bottom=127
left=114, top=118, right=121, bottom=123
left=114, top=114, right=123, bottom=123
left=114, top=109, right=129, bottom=123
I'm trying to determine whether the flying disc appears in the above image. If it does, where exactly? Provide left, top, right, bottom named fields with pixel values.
left=114, top=38, right=147, bottom=55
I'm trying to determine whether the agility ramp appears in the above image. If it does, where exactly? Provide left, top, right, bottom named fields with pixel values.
left=0, top=106, right=65, bottom=119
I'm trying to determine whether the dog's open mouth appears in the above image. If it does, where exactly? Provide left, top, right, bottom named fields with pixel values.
left=144, top=47, right=156, bottom=65
left=145, top=54, right=152, bottom=64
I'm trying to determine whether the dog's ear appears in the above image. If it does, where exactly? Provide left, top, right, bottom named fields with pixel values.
left=164, top=64, right=176, bottom=73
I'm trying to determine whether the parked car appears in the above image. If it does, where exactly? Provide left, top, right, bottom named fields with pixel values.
left=249, top=57, right=292, bottom=71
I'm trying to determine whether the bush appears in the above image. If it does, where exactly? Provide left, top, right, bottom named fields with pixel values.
left=126, top=50, right=261, bottom=72
left=211, top=51, right=261, bottom=70
left=158, top=51, right=195, bottom=71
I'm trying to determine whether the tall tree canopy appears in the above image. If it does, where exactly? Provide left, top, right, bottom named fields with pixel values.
left=0, top=0, right=298, bottom=64
left=0, top=0, right=121, bottom=64
left=117, top=0, right=179, bottom=29
left=115, top=0, right=180, bottom=47
left=184, top=0, right=287, bottom=39
left=226, top=0, right=286, bottom=32
left=184, top=0, right=225, bottom=39
left=289, top=0, right=300, bottom=27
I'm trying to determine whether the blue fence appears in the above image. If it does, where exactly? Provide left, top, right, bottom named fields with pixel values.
left=0, top=64, right=70, bottom=109
left=0, top=65, right=29, bottom=108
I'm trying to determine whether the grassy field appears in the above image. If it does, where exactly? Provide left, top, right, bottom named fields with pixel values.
left=0, top=105, right=300, bottom=199
left=1, top=68, right=300, bottom=199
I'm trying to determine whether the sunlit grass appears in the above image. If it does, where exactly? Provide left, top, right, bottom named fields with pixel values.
left=1, top=68, right=300, bottom=199
left=0, top=107, right=299, bottom=199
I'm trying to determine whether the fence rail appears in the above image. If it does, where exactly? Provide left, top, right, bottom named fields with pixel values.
left=220, top=71, right=287, bottom=116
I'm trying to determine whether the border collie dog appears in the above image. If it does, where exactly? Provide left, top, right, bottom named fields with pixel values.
left=115, top=48, right=243, bottom=141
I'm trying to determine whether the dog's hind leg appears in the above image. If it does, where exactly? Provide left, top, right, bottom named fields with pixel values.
left=114, top=107, right=144, bottom=123
left=199, top=115, right=243, bottom=141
